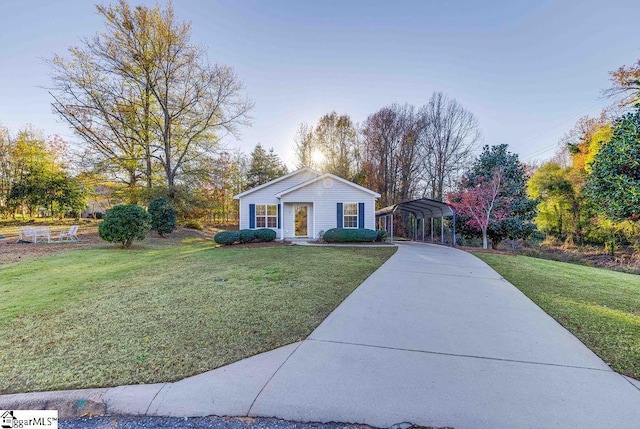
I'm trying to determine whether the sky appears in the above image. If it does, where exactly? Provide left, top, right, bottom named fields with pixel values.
left=1, top=0, right=639, bottom=168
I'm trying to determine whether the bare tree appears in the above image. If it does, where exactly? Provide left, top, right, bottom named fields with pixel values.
left=293, top=113, right=360, bottom=179
left=293, top=123, right=315, bottom=169
left=605, top=58, right=640, bottom=107
left=49, top=0, right=252, bottom=201
left=143, top=3, right=252, bottom=199
left=418, top=92, right=480, bottom=200
left=50, top=53, right=151, bottom=195
left=361, top=107, right=400, bottom=207
left=314, top=112, right=360, bottom=178
left=360, top=104, right=421, bottom=207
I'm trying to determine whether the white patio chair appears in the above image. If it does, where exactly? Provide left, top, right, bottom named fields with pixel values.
left=16, top=227, right=26, bottom=242
left=34, top=226, right=51, bottom=243
left=59, top=225, right=79, bottom=242
left=22, top=226, right=36, bottom=243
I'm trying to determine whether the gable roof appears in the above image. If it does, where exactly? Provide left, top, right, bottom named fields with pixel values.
left=275, top=173, right=381, bottom=198
left=233, top=168, right=320, bottom=199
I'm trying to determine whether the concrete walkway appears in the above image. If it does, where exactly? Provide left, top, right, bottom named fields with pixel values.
left=2, top=243, right=640, bottom=428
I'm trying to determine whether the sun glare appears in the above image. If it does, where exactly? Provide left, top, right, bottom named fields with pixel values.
left=311, top=149, right=325, bottom=165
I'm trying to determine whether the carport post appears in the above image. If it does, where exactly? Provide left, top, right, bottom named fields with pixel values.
left=452, top=211, right=456, bottom=246
left=430, top=217, right=434, bottom=243
left=421, top=212, right=425, bottom=242
left=390, top=213, right=394, bottom=242
left=441, top=216, right=444, bottom=244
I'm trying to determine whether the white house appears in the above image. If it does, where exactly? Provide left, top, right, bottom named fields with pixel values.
left=233, top=168, right=380, bottom=240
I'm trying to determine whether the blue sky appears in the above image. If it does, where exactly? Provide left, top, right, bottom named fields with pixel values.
left=1, top=0, right=638, bottom=168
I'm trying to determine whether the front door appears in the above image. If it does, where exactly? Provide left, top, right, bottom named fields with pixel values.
left=294, top=205, right=308, bottom=237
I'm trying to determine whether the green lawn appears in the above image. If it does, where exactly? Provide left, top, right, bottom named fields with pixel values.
left=0, top=239, right=395, bottom=394
left=473, top=252, right=640, bottom=379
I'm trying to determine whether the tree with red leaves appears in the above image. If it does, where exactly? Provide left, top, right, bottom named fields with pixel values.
left=447, top=167, right=511, bottom=249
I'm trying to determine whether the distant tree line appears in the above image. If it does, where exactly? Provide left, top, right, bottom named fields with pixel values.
left=13, top=0, right=638, bottom=250
left=0, top=125, right=84, bottom=219
left=446, top=56, right=640, bottom=251
left=523, top=57, right=640, bottom=254
left=528, top=105, right=640, bottom=254
left=294, top=93, right=480, bottom=207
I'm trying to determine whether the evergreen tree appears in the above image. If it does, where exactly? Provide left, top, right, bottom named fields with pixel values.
left=459, top=144, right=537, bottom=248
left=245, top=144, right=288, bottom=189
left=148, top=197, right=177, bottom=237
left=586, top=108, right=640, bottom=221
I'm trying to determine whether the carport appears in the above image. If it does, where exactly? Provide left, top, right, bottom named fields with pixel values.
left=375, top=198, right=456, bottom=245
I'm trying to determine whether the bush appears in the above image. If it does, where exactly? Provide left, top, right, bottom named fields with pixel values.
left=183, top=219, right=203, bottom=230
left=238, top=229, right=256, bottom=243
left=323, top=228, right=377, bottom=243
left=375, top=229, right=388, bottom=242
left=254, top=228, right=276, bottom=242
left=98, top=204, right=152, bottom=249
left=214, top=231, right=240, bottom=245
left=148, top=197, right=177, bottom=237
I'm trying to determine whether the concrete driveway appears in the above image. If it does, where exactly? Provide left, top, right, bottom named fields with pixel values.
left=3, top=243, right=640, bottom=427
left=248, top=243, right=640, bottom=428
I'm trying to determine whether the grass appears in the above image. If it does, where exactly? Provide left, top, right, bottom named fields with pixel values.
left=473, top=252, right=640, bottom=379
left=0, top=239, right=395, bottom=394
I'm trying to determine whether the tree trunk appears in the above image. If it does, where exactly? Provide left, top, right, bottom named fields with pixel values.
left=144, top=86, right=153, bottom=190
left=163, top=100, right=174, bottom=201
left=482, top=228, right=488, bottom=249
left=126, top=174, right=138, bottom=204
left=167, top=174, right=175, bottom=200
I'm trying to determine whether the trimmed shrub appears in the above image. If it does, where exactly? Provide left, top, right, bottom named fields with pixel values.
left=98, top=204, right=152, bottom=249
left=148, top=197, right=177, bottom=237
left=323, top=228, right=377, bottom=243
left=214, top=231, right=240, bottom=245
left=238, top=229, right=256, bottom=243
left=254, top=228, right=276, bottom=242
left=375, top=229, right=388, bottom=242
left=183, top=219, right=203, bottom=230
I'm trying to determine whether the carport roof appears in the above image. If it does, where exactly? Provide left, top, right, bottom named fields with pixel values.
left=375, top=198, right=455, bottom=219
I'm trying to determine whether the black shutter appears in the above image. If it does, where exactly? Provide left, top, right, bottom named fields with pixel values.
left=277, top=204, right=281, bottom=228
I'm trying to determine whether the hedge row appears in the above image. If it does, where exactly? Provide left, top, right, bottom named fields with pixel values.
left=322, top=228, right=378, bottom=243
left=214, top=228, right=276, bottom=245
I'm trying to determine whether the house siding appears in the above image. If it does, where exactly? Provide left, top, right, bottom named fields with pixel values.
left=280, top=177, right=376, bottom=238
left=238, top=170, right=320, bottom=232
